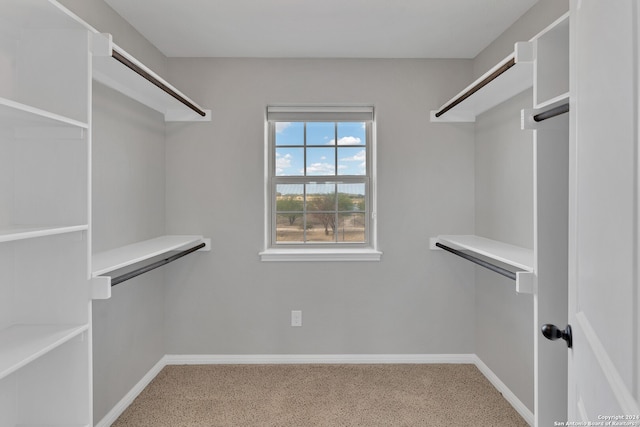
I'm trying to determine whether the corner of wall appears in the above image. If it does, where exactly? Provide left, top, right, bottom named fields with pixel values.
left=472, top=0, right=570, bottom=79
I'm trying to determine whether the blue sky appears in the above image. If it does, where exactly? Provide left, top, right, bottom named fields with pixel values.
left=275, top=122, right=366, bottom=176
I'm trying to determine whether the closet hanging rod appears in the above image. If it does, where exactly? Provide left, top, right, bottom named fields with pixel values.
left=434, top=58, right=516, bottom=118
left=435, top=242, right=517, bottom=281
left=111, top=49, right=207, bottom=117
left=111, top=242, right=206, bottom=287
left=533, top=102, right=569, bottom=122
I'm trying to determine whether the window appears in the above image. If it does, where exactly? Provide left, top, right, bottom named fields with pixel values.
left=261, top=106, right=381, bottom=261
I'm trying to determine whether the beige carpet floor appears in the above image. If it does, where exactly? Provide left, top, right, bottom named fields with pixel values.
left=112, top=364, right=529, bottom=426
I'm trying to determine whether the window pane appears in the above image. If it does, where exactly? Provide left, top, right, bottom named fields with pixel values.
left=337, top=122, right=366, bottom=146
left=276, top=214, right=304, bottom=243
left=337, top=213, right=365, bottom=242
left=306, top=122, right=335, bottom=145
left=306, top=147, right=335, bottom=176
left=275, top=184, right=304, bottom=243
left=337, top=183, right=366, bottom=212
left=306, top=182, right=335, bottom=212
left=275, top=122, right=304, bottom=146
left=276, top=184, right=304, bottom=212
left=275, top=147, right=303, bottom=176
left=338, top=147, right=366, bottom=176
left=306, top=213, right=337, bottom=243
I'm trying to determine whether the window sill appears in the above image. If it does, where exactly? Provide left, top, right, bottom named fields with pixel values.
left=259, top=248, right=383, bottom=262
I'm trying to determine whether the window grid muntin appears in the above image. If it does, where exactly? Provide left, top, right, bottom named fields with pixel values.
left=270, top=120, right=371, bottom=247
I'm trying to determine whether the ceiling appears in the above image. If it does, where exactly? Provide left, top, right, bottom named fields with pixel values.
left=104, top=0, right=538, bottom=59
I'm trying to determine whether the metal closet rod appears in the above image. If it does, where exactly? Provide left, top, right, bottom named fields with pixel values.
left=435, top=242, right=517, bottom=281
left=435, top=58, right=516, bottom=118
left=111, top=242, right=206, bottom=287
left=533, top=102, right=569, bottom=122
left=111, top=49, right=207, bottom=117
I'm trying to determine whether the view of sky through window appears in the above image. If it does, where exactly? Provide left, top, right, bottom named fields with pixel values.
left=275, top=122, right=366, bottom=178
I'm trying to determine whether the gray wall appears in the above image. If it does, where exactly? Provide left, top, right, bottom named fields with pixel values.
left=90, top=83, right=166, bottom=423
left=471, top=0, right=570, bottom=413
left=474, top=91, right=535, bottom=411
left=163, top=58, right=477, bottom=355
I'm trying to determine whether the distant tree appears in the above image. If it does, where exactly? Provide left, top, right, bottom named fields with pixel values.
left=309, top=193, right=354, bottom=235
left=277, top=197, right=303, bottom=225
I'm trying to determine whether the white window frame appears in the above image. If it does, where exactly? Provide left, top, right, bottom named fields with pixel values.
left=260, top=106, right=381, bottom=262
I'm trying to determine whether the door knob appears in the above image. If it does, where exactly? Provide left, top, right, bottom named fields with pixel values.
left=541, top=324, right=572, bottom=348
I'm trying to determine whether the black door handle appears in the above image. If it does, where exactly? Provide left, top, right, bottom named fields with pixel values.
left=541, top=324, right=572, bottom=348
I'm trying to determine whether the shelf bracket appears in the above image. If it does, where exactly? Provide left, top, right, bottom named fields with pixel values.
left=91, top=32, right=112, bottom=57
left=515, top=271, right=535, bottom=294
left=91, top=276, right=112, bottom=300
left=522, top=101, right=570, bottom=130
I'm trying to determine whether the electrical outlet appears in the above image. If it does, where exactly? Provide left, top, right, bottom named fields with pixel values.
left=291, top=310, right=302, bottom=327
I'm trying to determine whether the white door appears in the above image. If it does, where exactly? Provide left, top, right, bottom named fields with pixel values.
left=568, top=0, right=640, bottom=421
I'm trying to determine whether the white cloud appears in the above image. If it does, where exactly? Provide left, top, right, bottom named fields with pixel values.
left=340, top=150, right=366, bottom=162
left=275, top=122, right=292, bottom=133
left=326, top=136, right=363, bottom=145
left=306, top=162, right=335, bottom=175
left=339, top=150, right=366, bottom=175
left=275, top=152, right=292, bottom=174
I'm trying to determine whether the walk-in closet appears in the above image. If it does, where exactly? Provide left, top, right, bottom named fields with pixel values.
left=1, top=0, right=638, bottom=425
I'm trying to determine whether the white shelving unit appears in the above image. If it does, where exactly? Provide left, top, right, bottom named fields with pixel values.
left=430, top=11, right=571, bottom=427
left=0, top=0, right=92, bottom=424
left=1, top=0, right=211, bottom=424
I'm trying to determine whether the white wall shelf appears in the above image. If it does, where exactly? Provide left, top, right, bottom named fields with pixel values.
left=0, top=324, right=88, bottom=381
left=430, top=42, right=534, bottom=122
left=432, top=235, right=535, bottom=293
left=0, top=225, right=87, bottom=243
left=435, top=235, right=533, bottom=272
left=92, top=36, right=211, bottom=122
left=0, top=1, right=92, bottom=424
left=92, top=235, right=209, bottom=277
left=0, top=97, right=88, bottom=132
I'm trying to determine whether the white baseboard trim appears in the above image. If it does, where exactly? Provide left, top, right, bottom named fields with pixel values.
left=96, top=353, right=532, bottom=426
left=472, top=354, right=534, bottom=426
left=164, top=353, right=476, bottom=365
left=94, top=357, right=166, bottom=427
